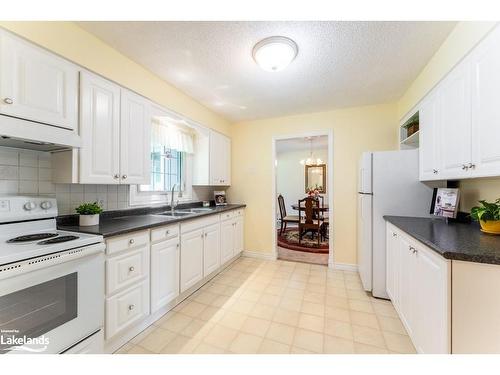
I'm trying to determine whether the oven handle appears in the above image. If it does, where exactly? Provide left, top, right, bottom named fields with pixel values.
left=0, top=242, right=105, bottom=281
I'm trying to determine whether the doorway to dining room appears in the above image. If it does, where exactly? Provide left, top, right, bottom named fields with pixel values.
left=272, top=132, right=333, bottom=266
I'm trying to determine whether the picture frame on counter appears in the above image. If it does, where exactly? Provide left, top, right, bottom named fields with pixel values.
left=214, top=190, right=227, bottom=206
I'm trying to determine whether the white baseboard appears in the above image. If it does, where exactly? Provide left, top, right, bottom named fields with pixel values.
left=332, top=262, right=358, bottom=272
left=242, top=250, right=277, bottom=261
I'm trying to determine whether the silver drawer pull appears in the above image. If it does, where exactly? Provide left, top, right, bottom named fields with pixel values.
left=122, top=175, right=127, bottom=179
left=113, top=174, right=120, bottom=179
left=392, top=232, right=397, bottom=237
left=128, top=304, right=135, bottom=311
left=129, top=266, right=135, bottom=272
left=176, top=243, right=179, bottom=248
left=3, top=97, right=13, bottom=104
left=129, top=239, right=135, bottom=244
left=166, top=230, right=170, bottom=235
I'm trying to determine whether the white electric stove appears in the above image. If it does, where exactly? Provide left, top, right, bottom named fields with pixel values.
left=0, top=196, right=105, bottom=354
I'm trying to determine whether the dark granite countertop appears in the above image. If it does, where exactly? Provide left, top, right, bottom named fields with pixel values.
left=58, top=203, right=246, bottom=238
left=384, top=216, right=500, bottom=265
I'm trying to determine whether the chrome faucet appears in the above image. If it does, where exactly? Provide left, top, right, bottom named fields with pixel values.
left=170, top=184, right=178, bottom=214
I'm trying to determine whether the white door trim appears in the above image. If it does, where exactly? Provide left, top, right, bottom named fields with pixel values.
left=271, top=129, right=334, bottom=267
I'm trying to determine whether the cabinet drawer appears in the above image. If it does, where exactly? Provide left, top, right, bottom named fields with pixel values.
left=106, top=245, right=149, bottom=295
left=220, top=210, right=234, bottom=221
left=180, top=215, right=219, bottom=234
left=233, top=208, right=244, bottom=217
left=151, top=224, right=179, bottom=243
left=105, top=280, right=149, bottom=340
left=106, top=230, right=149, bottom=255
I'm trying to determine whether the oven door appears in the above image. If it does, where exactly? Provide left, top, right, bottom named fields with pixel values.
left=0, top=243, right=104, bottom=354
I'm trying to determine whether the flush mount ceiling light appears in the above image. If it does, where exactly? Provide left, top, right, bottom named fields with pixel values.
left=252, top=36, right=298, bottom=72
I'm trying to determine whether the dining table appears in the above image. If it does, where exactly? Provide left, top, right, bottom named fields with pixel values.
left=291, top=203, right=329, bottom=212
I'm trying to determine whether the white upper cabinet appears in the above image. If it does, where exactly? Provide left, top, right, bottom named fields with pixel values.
left=0, top=30, right=78, bottom=130
left=193, top=129, right=231, bottom=186
left=120, top=89, right=151, bottom=185
left=79, top=72, right=121, bottom=184
left=438, top=58, right=472, bottom=179
left=419, top=92, right=442, bottom=181
left=470, top=26, right=500, bottom=177
left=419, top=25, right=500, bottom=181
left=209, top=130, right=231, bottom=186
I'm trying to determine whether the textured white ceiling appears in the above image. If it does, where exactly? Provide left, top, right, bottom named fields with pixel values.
left=78, top=21, right=456, bottom=122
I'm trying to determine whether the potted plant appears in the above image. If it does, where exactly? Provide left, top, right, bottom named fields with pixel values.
left=75, top=201, right=103, bottom=226
left=470, top=199, right=500, bottom=234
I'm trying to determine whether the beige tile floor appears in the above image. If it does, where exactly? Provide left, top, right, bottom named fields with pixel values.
left=115, top=257, right=416, bottom=354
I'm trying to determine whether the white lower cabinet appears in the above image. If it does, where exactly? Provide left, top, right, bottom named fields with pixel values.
left=103, top=208, right=244, bottom=351
left=203, top=223, right=221, bottom=276
left=220, top=210, right=245, bottom=264
left=385, top=223, right=451, bottom=354
left=180, top=228, right=204, bottom=293
left=104, top=231, right=150, bottom=341
left=105, top=280, right=150, bottom=340
left=220, top=218, right=235, bottom=264
left=151, top=236, right=180, bottom=314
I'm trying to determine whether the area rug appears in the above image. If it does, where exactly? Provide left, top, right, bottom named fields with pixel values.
left=277, top=228, right=329, bottom=254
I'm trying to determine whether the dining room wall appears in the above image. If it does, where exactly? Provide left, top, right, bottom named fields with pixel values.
left=276, top=148, right=329, bottom=216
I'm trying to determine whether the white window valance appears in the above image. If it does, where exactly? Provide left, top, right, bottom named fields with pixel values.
left=152, top=117, right=195, bottom=154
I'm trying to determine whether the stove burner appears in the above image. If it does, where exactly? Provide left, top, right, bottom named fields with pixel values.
left=37, top=235, right=80, bottom=245
left=7, top=233, right=59, bottom=243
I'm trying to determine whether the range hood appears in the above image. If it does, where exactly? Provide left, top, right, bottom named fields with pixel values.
left=0, top=114, right=81, bottom=151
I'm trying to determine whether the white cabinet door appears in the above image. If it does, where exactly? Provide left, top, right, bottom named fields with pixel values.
left=414, top=242, right=450, bottom=354
left=385, top=225, right=400, bottom=307
left=0, top=31, right=78, bottom=130
left=398, top=235, right=416, bottom=339
left=220, top=219, right=235, bottom=265
left=234, top=215, right=244, bottom=256
left=471, top=26, right=500, bottom=178
left=120, top=89, right=151, bottom=185
left=439, top=59, right=472, bottom=178
left=79, top=72, right=121, bottom=184
left=180, top=229, right=204, bottom=293
left=203, top=223, right=220, bottom=276
left=209, top=130, right=231, bottom=186
left=419, top=92, right=442, bottom=181
left=151, top=237, right=180, bottom=313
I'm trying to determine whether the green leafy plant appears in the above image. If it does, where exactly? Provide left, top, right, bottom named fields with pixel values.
left=470, top=199, right=500, bottom=222
left=75, top=201, right=103, bottom=215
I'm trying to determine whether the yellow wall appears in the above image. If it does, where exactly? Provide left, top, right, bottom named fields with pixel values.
left=0, top=21, right=231, bottom=136
left=398, top=21, right=500, bottom=213
left=229, top=103, right=399, bottom=265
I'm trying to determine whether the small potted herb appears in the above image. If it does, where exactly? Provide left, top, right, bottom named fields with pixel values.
left=75, top=201, right=103, bottom=226
left=470, top=199, right=500, bottom=234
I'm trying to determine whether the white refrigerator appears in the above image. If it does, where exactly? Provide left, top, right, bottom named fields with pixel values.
left=357, top=149, right=434, bottom=299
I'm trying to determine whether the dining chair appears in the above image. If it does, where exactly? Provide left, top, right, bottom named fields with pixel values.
left=315, top=195, right=329, bottom=240
left=298, top=196, right=322, bottom=247
left=277, top=194, right=299, bottom=235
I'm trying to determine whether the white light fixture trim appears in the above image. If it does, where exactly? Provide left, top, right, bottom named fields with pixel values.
left=252, top=36, right=298, bottom=72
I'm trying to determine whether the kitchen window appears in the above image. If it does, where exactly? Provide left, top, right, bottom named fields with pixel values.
left=130, top=107, right=197, bottom=206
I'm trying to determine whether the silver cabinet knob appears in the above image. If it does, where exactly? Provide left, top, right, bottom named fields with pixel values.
left=3, top=98, right=13, bottom=104
left=392, top=232, right=397, bottom=237
left=129, top=239, right=135, bottom=244
left=128, top=304, right=135, bottom=311
left=113, top=174, right=120, bottom=179
left=462, top=164, right=469, bottom=170
left=433, top=169, right=438, bottom=174
left=176, top=243, right=179, bottom=248
left=129, top=266, right=135, bottom=272
left=468, top=163, right=476, bottom=169
left=166, top=230, right=170, bottom=235
left=122, top=175, right=127, bottom=179
left=204, top=233, right=208, bottom=237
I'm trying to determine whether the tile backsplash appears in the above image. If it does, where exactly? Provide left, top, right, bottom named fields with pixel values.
left=0, top=147, right=216, bottom=215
